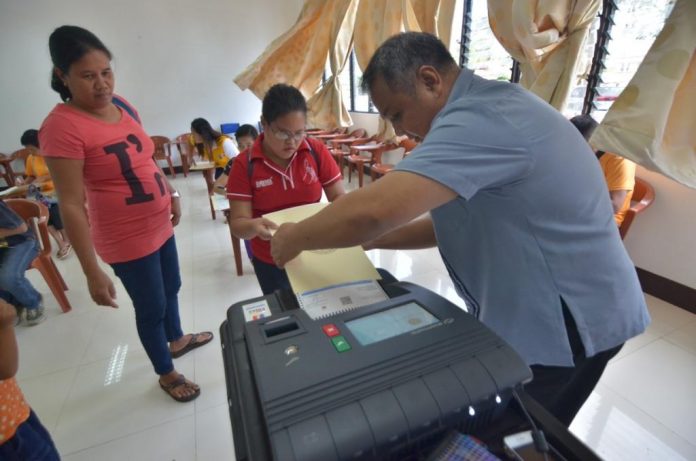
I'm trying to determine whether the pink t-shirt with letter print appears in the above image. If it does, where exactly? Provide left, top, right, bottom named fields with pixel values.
left=39, top=100, right=173, bottom=263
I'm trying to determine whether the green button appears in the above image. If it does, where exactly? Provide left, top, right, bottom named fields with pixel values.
left=331, top=336, right=351, bottom=352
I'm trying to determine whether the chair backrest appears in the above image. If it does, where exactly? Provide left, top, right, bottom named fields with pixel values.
left=619, top=177, right=655, bottom=239
left=348, top=128, right=367, bottom=138
left=4, top=198, right=51, bottom=255
left=0, top=153, right=9, bottom=173
left=370, top=143, right=399, bottom=165
left=221, top=123, right=240, bottom=136
left=347, top=137, right=375, bottom=150
left=9, top=149, right=31, bottom=178
left=398, top=137, right=419, bottom=153
left=176, top=133, right=195, bottom=156
left=150, top=136, right=170, bottom=159
left=220, top=122, right=239, bottom=134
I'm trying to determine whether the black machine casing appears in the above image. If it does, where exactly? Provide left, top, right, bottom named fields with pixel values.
left=221, top=282, right=532, bottom=461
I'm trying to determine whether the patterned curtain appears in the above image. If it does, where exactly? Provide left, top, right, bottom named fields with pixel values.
left=410, top=0, right=457, bottom=46
left=591, top=0, right=696, bottom=188
left=487, top=0, right=600, bottom=110
left=234, top=0, right=337, bottom=101
left=306, top=1, right=359, bottom=129
left=353, top=0, right=456, bottom=139
left=236, top=0, right=457, bottom=135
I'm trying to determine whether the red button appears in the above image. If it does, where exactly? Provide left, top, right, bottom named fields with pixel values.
left=322, top=324, right=340, bottom=337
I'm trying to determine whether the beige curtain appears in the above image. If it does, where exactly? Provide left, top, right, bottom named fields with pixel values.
left=236, top=0, right=457, bottom=135
left=410, top=0, right=457, bottom=46
left=353, top=0, right=456, bottom=140
left=354, top=0, right=415, bottom=73
left=487, top=0, right=600, bottom=110
left=353, top=0, right=416, bottom=140
left=234, top=1, right=337, bottom=101
left=591, top=0, right=696, bottom=188
left=306, top=1, right=359, bottom=129
left=353, top=0, right=457, bottom=70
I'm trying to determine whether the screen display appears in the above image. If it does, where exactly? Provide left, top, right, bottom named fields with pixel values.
left=345, top=302, right=440, bottom=346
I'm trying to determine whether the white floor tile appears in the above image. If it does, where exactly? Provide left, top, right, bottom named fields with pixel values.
left=611, top=327, right=661, bottom=362
left=195, top=404, right=236, bottom=461
left=600, top=339, right=696, bottom=447
left=62, top=414, right=196, bottom=461
left=193, top=335, right=228, bottom=412
left=53, top=348, right=196, bottom=455
left=643, top=294, right=696, bottom=336
left=663, top=316, right=696, bottom=356
left=15, top=309, right=100, bottom=380
left=17, top=367, right=77, bottom=431
left=79, top=306, right=144, bottom=365
left=572, top=382, right=696, bottom=461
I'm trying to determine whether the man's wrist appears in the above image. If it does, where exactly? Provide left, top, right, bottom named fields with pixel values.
left=171, top=190, right=181, bottom=198
left=286, top=222, right=304, bottom=252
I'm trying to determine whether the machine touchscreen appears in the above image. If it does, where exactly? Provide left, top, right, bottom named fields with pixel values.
left=345, top=302, right=440, bottom=345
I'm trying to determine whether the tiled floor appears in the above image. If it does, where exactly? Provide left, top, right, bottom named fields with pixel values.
left=14, top=173, right=696, bottom=460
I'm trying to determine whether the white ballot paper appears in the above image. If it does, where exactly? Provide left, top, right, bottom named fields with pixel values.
left=296, top=279, right=388, bottom=320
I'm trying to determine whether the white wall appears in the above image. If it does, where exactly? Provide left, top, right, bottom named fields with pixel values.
left=624, top=166, right=696, bottom=289
left=349, top=112, right=380, bottom=135
left=0, top=0, right=304, bottom=160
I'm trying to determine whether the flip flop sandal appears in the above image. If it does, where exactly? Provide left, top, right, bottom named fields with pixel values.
left=171, top=331, right=214, bottom=358
left=57, top=244, right=72, bottom=259
left=159, top=375, right=200, bottom=402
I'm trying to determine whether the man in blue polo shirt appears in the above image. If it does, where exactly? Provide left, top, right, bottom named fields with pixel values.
left=0, top=201, right=45, bottom=325
left=271, top=32, right=649, bottom=426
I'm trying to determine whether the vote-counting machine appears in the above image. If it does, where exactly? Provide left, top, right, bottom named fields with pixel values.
left=220, top=278, right=543, bottom=460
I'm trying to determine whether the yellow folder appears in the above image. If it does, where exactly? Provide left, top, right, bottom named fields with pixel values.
left=264, top=203, right=382, bottom=294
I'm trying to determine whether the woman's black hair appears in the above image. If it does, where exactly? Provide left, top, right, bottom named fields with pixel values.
left=569, top=114, right=599, bottom=141
left=48, top=25, right=112, bottom=101
left=262, top=84, right=307, bottom=124
left=190, top=118, right=223, bottom=146
left=235, top=124, right=259, bottom=141
left=20, top=129, right=40, bottom=148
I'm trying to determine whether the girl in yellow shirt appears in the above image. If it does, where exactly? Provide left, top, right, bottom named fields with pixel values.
left=190, top=118, right=239, bottom=178
left=19, top=130, right=72, bottom=259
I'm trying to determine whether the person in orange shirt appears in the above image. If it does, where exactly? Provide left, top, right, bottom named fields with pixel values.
left=570, top=115, right=636, bottom=226
left=0, top=299, right=60, bottom=459
left=18, top=129, right=72, bottom=259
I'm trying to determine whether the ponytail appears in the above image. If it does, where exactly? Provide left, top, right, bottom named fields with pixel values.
left=50, top=70, right=72, bottom=102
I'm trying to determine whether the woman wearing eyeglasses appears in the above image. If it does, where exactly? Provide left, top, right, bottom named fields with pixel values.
left=226, top=84, right=344, bottom=294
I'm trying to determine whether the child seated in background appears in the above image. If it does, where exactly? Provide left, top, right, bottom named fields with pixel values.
left=214, top=124, right=259, bottom=260
left=213, top=124, right=259, bottom=195
left=17, top=129, right=71, bottom=259
left=0, top=299, right=59, bottom=459
left=0, top=200, right=45, bottom=325
left=569, top=115, right=636, bottom=227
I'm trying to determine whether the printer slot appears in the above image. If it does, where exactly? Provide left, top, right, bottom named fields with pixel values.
left=261, top=317, right=304, bottom=342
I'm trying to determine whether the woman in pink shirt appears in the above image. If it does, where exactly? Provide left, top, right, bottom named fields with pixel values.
left=40, top=26, right=211, bottom=402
